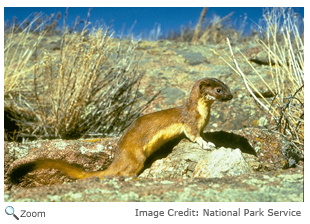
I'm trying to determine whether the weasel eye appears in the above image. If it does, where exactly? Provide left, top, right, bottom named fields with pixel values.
left=216, top=88, right=222, bottom=93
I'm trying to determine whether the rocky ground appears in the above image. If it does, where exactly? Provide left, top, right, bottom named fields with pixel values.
left=4, top=36, right=304, bottom=202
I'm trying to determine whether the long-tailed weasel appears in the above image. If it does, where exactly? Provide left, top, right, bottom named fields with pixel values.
left=9, top=77, right=233, bottom=183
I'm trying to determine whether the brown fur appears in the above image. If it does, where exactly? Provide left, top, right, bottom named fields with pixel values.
left=9, top=77, right=233, bottom=183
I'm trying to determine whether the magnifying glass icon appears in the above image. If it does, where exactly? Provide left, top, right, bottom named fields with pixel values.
left=5, top=206, right=19, bottom=220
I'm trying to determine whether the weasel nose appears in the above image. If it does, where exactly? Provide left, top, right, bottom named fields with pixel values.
left=222, top=93, right=233, bottom=101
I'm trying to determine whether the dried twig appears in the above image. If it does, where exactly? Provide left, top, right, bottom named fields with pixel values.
left=226, top=38, right=270, bottom=111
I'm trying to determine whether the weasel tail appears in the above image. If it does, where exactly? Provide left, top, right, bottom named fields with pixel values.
left=9, top=77, right=233, bottom=184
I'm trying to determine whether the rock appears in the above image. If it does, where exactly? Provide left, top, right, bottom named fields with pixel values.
left=172, top=48, right=208, bottom=65
left=4, top=138, right=118, bottom=189
left=4, top=129, right=304, bottom=202
left=4, top=170, right=303, bottom=202
left=139, top=139, right=211, bottom=178
left=139, top=140, right=252, bottom=179
left=161, top=87, right=185, bottom=105
left=193, top=148, right=252, bottom=178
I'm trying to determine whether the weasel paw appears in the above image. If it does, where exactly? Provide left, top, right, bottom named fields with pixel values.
left=207, top=141, right=215, bottom=148
left=195, top=137, right=215, bottom=150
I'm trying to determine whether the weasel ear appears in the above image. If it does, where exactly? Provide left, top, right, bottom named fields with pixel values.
left=199, top=79, right=212, bottom=94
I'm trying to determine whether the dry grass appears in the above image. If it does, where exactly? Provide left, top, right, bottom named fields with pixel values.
left=4, top=13, right=45, bottom=95
left=217, top=8, right=304, bottom=153
left=198, top=11, right=237, bottom=45
left=191, top=7, right=208, bottom=44
left=165, top=11, right=248, bottom=45
left=4, top=15, right=157, bottom=140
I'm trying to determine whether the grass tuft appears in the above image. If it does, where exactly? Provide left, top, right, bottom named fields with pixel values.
left=220, top=8, right=304, bottom=153
left=4, top=14, right=157, bottom=141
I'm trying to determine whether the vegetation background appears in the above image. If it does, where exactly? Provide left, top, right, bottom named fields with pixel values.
left=4, top=7, right=304, bottom=160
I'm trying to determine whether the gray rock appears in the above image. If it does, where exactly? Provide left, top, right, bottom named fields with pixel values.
left=172, top=48, right=208, bottom=65
left=4, top=170, right=303, bottom=202
left=193, top=147, right=252, bottom=178
left=161, top=87, right=185, bottom=105
left=139, top=140, right=252, bottom=179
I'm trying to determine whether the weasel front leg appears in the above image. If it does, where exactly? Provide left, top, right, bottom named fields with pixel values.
left=183, top=126, right=215, bottom=149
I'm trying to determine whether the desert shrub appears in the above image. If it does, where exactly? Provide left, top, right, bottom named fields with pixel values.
left=221, top=8, right=304, bottom=154
left=4, top=15, right=157, bottom=140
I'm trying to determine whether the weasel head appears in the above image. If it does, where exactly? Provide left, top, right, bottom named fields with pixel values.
left=198, top=78, right=233, bottom=102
